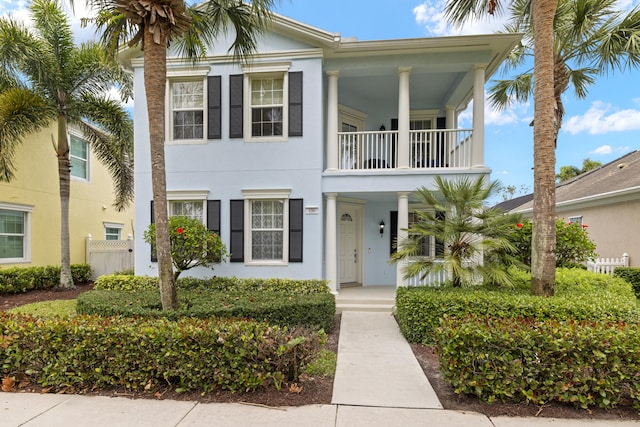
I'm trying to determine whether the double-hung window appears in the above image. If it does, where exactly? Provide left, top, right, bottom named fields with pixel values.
left=171, top=80, right=204, bottom=141
left=70, top=134, right=89, bottom=180
left=243, top=63, right=290, bottom=142
left=104, top=222, right=124, bottom=240
left=408, top=209, right=445, bottom=258
left=167, top=191, right=208, bottom=225
left=0, top=204, right=32, bottom=263
left=243, top=190, right=290, bottom=264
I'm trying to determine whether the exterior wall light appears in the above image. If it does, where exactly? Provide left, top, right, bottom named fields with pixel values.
left=379, top=220, right=385, bottom=236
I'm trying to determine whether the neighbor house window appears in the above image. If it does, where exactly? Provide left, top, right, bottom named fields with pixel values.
left=170, top=80, right=204, bottom=141
left=243, top=189, right=290, bottom=264
left=0, top=204, right=32, bottom=263
left=104, top=222, right=124, bottom=240
left=568, top=216, right=583, bottom=225
left=70, top=134, right=89, bottom=180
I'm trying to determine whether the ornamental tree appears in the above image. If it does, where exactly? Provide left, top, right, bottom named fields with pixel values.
left=511, top=219, right=596, bottom=268
left=144, top=216, right=228, bottom=280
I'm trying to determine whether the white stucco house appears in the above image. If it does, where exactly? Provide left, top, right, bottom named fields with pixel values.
left=124, top=12, right=520, bottom=293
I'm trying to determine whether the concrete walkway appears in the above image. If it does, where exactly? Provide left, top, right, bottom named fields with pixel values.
left=3, top=311, right=639, bottom=426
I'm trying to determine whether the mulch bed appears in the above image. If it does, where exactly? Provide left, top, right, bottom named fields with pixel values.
left=2, top=288, right=640, bottom=419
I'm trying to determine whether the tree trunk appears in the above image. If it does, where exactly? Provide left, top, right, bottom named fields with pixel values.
left=531, top=0, right=558, bottom=296
left=144, top=27, right=177, bottom=310
left=55, top=113, right=75, bottom=290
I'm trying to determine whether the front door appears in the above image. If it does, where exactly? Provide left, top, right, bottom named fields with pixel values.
left=339, top=206, right=359, bottom=284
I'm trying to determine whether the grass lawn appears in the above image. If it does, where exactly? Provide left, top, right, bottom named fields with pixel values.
left=9, top=300, right=77, bottom=317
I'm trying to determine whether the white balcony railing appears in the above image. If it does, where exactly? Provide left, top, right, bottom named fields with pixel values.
left=338, top=129, right=473, bottom=171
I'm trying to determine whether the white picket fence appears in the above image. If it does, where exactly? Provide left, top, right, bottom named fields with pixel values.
left=586, top=253, right=629, bottom=275
left=86, top=234, right=134, bottom=279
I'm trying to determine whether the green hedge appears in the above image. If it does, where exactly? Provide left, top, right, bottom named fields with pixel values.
left=435, top=315, right=640, bottom=409
left=77, top=289, right=335, bottom=331
left=0, top=312, right=323, bottom=393
left=614, top=267, right=640, bottom=298
left=396, top=268, right=640, bottom=344
left=94, top=275, right=330, bottom=294
left=0, top=264, right=92, bottom=295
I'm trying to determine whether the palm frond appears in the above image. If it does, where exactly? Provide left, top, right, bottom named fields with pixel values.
left=488, top=73, right=533, bottom=111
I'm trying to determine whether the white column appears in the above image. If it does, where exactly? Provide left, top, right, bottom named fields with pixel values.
left=396, top=192, right=410, bottom=287
left=472, top=65, right=485, bottom=168
left=325, top=193, right=338, bottom=294
left=397, top=67, right=412, bottom=169
left=326, top=71, right=340, bottom=171
left=445, top=105, right=456, bottom=166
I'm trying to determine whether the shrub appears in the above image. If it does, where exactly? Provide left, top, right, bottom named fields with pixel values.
left=614, top=267, right=640, bottom=298
left=0, top=313, right=324, bottom=393
left=77, top=289, right=336, bottom=331
left=435, top=315, right=640, bottom=409
left=511, top=219, right=596, bottom=268
left=94, top=275, right=331, bottom=295
left=0, top=264, right=92, bottom=295
left=395, top=268, right=639, bottom=344
left=144, top=216, right=229, bottom=280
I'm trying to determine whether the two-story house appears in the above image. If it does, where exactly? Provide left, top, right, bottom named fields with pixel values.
left=124, top=13, right=520, bottom=293
left=0, top=123, right=135, bottom=270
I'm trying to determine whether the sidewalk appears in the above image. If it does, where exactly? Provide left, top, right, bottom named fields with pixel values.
left=2, top=311, right=639, bottom=426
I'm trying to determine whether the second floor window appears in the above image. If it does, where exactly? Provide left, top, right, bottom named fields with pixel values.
left=70, top=135, right=89, bottom=180
left=171, top=80, right=204, bottom=141
left=250, top=77, right=284, bottom=137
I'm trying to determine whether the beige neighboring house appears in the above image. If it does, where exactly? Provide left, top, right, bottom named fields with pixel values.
left=497, top=150, right=640, bottom=267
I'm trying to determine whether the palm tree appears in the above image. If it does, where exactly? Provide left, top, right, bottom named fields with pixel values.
left=446, top=0, right=559, bottom=295
left=556, top=158, right=602, bottom=182
left=88, top=0, right=276, bottom=309
left=391, top=176, right=522, bottom=288
left=0, top=0, right=134, bottom=290
left=490, top=0, right=640, bottom=148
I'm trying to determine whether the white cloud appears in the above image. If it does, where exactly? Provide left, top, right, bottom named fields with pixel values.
left=563, top=101, right=640, bottom=135
left=413, top=0, right=510, bottom=36
left=458, top=93, right=532, bottom=127
left=590, top=145, right=631, bottom=155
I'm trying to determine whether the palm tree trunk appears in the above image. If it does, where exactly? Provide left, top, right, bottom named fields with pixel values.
left=531, top=0, right=558, bottom=296
left=144, top=26, right=177, bottom=310
left=56, top=113, right=75, bottom=290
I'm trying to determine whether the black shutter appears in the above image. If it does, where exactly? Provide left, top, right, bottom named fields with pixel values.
left=207, top=200, right=221, bottom=235
left=435, top=211, right=445, bottom=257
left=207, top=76, right=222, bottom=139
left=390, top=211, right=398, bottom=256
left=230, top=200, right=244, bottom=262
left=229, top=74, right=243, bottom=138
left=289, top=72, right=303, bottom=137
left=150, top=201, right=157, bottom=262
left=289, top=199, right=303, bottom=262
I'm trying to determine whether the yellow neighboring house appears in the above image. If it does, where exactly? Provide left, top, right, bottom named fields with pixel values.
left=0, top=122, right=134, bottom=268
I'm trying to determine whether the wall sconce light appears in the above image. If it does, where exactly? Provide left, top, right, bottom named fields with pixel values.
left=379, top=220, right=385, bottom=236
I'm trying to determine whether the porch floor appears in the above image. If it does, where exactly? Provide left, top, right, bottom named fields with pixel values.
left=335, top=285, right=396, bottom=313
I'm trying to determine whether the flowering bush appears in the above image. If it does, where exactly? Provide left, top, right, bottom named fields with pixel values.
left=144, top=216, right=228, bottom=279
left=511, top=219, right=596, bottom=268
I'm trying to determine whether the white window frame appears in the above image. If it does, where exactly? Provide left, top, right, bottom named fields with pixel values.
left=166, top=67, right=210, bottom=145
left=104, top=222, right=124, bottom=240
left=568, top=216, right=583, bottom=226
left=243, top=62, right=290, bottom=143
left=0, top=202, right=32, bottom=264
left=166, top=190, right=209, bottom=225
left=69, top=130, right=90, bottom=181
left=243, top=189, right=290, bottom=265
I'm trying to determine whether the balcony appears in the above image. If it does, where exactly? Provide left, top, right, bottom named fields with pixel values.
left=336, top=129, right=473, bottom=171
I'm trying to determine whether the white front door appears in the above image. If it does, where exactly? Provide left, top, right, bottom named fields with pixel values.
left=339, top=206, right=359, bottom=284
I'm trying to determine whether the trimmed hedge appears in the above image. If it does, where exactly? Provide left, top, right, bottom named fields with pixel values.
left=77, top=289, right=336, bottom=331
left=0, top=312, right=323, bottom=393
left=94, top=275, right=330, bottom=294
left=435, top=315, right=640, bottom=409
left=0, top=264, right=92, bottom=295
left=396, top=268, right=640, bottom=344
left=614, top=267, right=640, bottom=298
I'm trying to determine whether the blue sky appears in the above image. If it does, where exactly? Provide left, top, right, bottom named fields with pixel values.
left=2, top=0, right=640, bottom=197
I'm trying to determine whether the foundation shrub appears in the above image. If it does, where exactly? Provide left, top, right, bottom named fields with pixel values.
left=613, top=267, right=640, bottom=298
left=396, top=268, right=639, bottom=344
left=0, top=264, right=92, bottom=295
left=76, top=289, right=335, bottom=331
left=434, top=315, right=640, bottom=409
left=0, top=312, right=324, bottom=393
left=94, top=275, right=330, bottom=295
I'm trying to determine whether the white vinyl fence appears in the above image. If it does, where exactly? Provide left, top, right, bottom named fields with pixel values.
left=86, top=234, right=134, bottom=279
left=586, top=253, right=629, bottom=275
